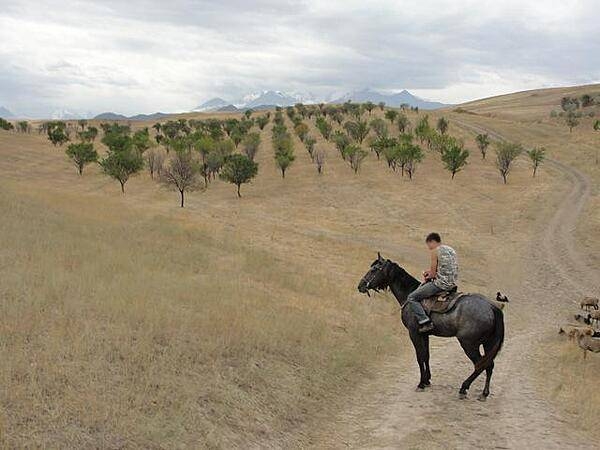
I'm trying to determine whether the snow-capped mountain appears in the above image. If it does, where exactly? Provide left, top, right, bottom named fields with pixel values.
left=51, top=109, right=94, bottom=120
left=194, top=88, right=447, bottom=112
left=193, top=98, right=231, bottom=112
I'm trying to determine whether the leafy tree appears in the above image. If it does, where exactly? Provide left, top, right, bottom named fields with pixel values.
left=437, top=117, right=449, bottom=135
left=242, top=132, right=261, bottom=161
left=414, top=115, right=431, bottom=143
left=145, top=147, right=165, bottom=179
left=256, top=115, right=269, bottom=130
left=378, top=101, right=386, bottom=111
left=65, top=142, right=98, bottom=175
left=315, top=117, right=332, bottom=140
left=231, top=128, right=244, bottom=148
left=332, top=130, right=351, bottom=158
left=476, top=133, right=490, bottom=159
left=244, top=109, right=253, bottom=119
left=495, top=142, right=523, bottom=184
left=0, top=118, right=14, bottom=130
left=400, top=143, right=424, bottom=180
left=363, top=101, right=375, bottom=115
left=160, top=150, right=204, bottom=207
left=78, top=126, right=98, bottom=142
left=101, top=123, right=132, bottom=152
left=100, top=146, right=144, bottom=193
left=581, top=94, right=593, bottom=108
left=370, top=135, right=396, bottom=161
left=273, top=124, right=295, bottom=178
left=561, top=96, right=579, bottom=112
left=132, top=128, right=152, bottom=153
left=220, top=154, right=258, bottom=197
left=441, top=142, right=469, bottom=179
left=397, top=113, right=410, bottom=133
left=565, top=112, right=579, bottom=133
left=17, top=121, right=30, bottom=133
left=344, top=119, right=369, bottom=144
left=303, top=135, right=317, bottom=160
left=294, top=122, right=309, bottom=142
left=527, top=147, right=545, bottom=177
left=385, top=109, right=398, bottom=124
left=77, top=119, right=88, bottom=131
left=47, top=121, right=70, bottom=146
left=342, top=144, right=368, bottom=173
left=369, top=118, right=388, bottom=138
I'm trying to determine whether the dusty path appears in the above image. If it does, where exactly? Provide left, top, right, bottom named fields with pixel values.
left=312, top=122, right=598, bottom=449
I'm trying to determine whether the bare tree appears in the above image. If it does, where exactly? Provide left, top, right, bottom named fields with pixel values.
left=314, top=148, right=325, bottom=174
left=160, top=151, right=204, bottom=207
left=145, top=147, right=166, bottom=179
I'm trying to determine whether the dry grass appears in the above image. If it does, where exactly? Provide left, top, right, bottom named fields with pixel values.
left=0, top=89, right=595, bottom=446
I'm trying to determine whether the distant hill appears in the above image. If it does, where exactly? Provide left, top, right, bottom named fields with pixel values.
left=193, top=98, right=230, bottom=112
left=331, top=88, right=448, bottom=110
left=93, top=112, right=169, bottom=121
left=216, top=105, right=239, bottom=112
left=0, top=106, right=15, bottom=118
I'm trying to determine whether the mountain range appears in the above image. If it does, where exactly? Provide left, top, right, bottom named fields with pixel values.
left=93, top=112, right=170, bottom=121
left=194, top=88, right=448, bottom=112
left=0, top=106, right=15, bottom=118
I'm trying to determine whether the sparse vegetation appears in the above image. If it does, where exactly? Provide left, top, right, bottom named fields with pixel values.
left=495, top=142, right=523, bottom=184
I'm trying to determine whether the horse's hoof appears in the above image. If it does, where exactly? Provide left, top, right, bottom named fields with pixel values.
left=458, top=392, right=467, bottom=400
left=416, top=386, right=425, bottom=392
left=423, top=380, right=431, bottom=386
left=478, top=394, right=488, bottom=402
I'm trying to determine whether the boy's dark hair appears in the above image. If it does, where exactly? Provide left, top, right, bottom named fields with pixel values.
left=425, top=232, right=441, bottom=243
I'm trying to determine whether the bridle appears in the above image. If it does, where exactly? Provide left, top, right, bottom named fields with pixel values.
left=362, top=261, right=387, bottom=296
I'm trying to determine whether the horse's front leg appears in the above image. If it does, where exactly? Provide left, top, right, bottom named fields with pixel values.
left=423, top=334, right=431, bottom=386
left=409, top=331, right=428, bottom=391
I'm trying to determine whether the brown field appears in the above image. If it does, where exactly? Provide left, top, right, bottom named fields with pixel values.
left=1, top=84, right=600, bottom=447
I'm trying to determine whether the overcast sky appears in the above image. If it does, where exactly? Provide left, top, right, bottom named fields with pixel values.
left=1, top=0, right=598, bottom=117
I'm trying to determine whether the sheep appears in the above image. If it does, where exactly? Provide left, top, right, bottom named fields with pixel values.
left=577, top=329, right=600, bottom=359
left=559, top=325, right=594, bottom=341
left=580, top=296, right=599, bottom=311
left=587, top=310, right=600, bottom=327
left=574, top=313, right=592, bottom=325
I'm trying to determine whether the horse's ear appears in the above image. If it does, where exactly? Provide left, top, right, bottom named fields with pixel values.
left=377, top=251, right=382, bottom=260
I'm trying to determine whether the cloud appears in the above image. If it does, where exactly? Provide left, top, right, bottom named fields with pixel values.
left=0, top=0, right=598, bottom=117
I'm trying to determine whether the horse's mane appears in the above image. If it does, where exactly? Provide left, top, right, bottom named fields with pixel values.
left=387, top=260, right=421, bottom=291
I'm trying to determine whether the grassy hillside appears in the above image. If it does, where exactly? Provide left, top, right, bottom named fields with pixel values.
left=0, top=89, right=598, bottom=445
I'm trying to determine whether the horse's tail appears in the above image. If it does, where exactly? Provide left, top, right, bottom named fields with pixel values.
left=475, top=305, right=504, bottom=372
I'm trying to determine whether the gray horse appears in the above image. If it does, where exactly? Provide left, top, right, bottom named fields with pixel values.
left=357, top=254, right=504, bottom=400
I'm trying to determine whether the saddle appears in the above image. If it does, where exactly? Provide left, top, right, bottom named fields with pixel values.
left=422, top=286, right=468, bottom=315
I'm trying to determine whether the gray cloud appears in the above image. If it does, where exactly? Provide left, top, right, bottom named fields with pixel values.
left=0, top=0, right=598, bottom=117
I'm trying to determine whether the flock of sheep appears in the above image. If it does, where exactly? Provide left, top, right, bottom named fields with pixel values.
left=559, top=296, right=600, bottom=359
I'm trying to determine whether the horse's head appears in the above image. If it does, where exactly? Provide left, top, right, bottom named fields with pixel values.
left=357, top=252, right=393, bottom=294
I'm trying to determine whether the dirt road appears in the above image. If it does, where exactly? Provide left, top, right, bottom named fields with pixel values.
left=312, top=122, right=597, bottom=449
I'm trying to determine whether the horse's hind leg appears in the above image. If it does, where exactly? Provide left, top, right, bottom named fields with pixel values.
left=480, top=341, right=496, bottom=401
left=423, top=335, right=431, bottom=386
left=458, top=341, right=483, bottom=399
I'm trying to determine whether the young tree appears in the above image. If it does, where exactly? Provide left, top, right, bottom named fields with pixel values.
left=397, top=113, right=410, bottom=133
left=17, top=121, right=30, bottom=133
left=476, top=133, right=490, bottom=159
left=332, top=130, right=351, bottom=159
left=370, top=117, right=388, bottom=138
left=342, top=144, right=368, bottom=174
left=161, top=150, right=204, bottom=207
left=565, top=112, right=579, bottom=133
left=441, top=142, right=469, bottom=179
left=220, top=154, right=258, bottom=197
left=132, top=128, right=152, bottom=153
left=303, top=135, right=317, bottom=160
left=100, top=147, right=144, bottom=193
left=47, top=121, right=69, bottom=146
left=242, top=132, right=261, bottom=161
left=65, top=142, right=98, bottom=175
left=78, top=126, right=98, bottom=142
left=495, top=142, right=523, bottom=184
left=256, top=115, right=269, bottom=130
left=145, top=147, right=166, bottom=179
left=378, top=101, right=386, bottom=111
left=77, top=119, right=88, bottom=131
left=437, top=117, right=449, bottom=135
left=315, top=117, right=332, bottom=140
left=274, top=137, right=295, bottom=178
left=0, top=118, right=14, bottom=130
left=244, top=109, right=253, bottom=119
left=385, top=109, right=398, bottom=124
left=344, top=119, right=370, bottom=144
left=364, top=101, right=375, bottom=115
left=414, top=115, right=431, bottom=143
left=527, top=147, right=545, bottom=177
left=294, top=122, right=309, bottom=142
left=401, top=143, right=424, bottom=180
